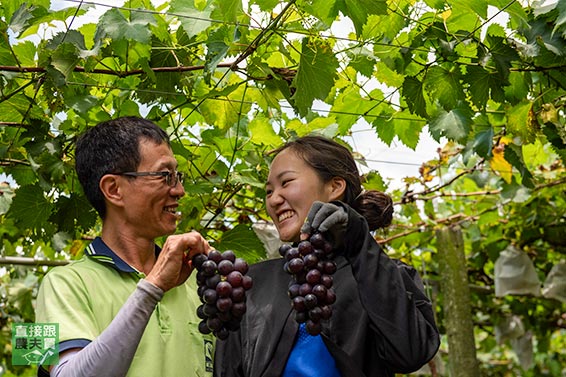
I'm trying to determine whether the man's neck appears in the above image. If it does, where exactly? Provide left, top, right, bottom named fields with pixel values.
left=100, top=228, right=157, bottom=275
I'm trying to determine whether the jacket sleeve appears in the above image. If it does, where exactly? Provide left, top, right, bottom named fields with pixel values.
left=338, top=203, right=440, bottom=373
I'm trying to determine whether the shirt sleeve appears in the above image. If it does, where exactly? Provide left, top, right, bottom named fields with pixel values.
left=35, top=266, right=101, bottom=347
left=49, top=280, right=163, bottom=377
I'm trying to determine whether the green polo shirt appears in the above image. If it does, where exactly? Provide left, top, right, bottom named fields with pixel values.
left=35, top=237, right=215, bottom=377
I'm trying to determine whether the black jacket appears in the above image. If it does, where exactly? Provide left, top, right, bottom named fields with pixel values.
left=214, top=205, right=440, bottom=377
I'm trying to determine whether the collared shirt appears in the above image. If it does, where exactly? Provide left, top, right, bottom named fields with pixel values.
left=36, top=237, right=215, bottom=377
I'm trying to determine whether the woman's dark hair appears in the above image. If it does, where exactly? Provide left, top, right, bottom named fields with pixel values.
left=269, top=135, right=393, bottom=231
left=75, top=116, right=170, bottom=219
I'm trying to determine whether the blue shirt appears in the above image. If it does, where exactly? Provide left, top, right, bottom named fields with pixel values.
left=282, top=323, right=341, bottom=377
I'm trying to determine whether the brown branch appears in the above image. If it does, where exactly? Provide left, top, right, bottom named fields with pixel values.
left=0, top=158, right=30, bottom=166
left=377, top=213, right=481, bottom=244
left=0, top=122, right=29, bottom=128
left=0, top=256, right=69, bottom=267
left=0, top=63, right=235, bottom=76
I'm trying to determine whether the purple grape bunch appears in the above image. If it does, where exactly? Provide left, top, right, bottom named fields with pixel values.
left=193, top=250, right=253, bottom=340
left=280, top=232, right=337, bottom=335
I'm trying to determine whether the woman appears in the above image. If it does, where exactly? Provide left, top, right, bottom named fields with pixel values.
left=214, top=135, right=440, bottom=377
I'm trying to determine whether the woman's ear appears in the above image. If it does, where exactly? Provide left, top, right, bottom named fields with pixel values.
left=99, top=174, right=124, bottom=207
left=328, top=177, right=346, bottom=201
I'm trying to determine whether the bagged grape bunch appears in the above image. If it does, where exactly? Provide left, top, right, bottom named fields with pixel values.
left=279, top=232, right=337, bottom=335
left=192, top=250, right=253, bottom=340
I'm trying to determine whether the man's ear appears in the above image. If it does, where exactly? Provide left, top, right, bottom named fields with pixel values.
left=99, top=174, right=124, bottom=207
left=328, top=177, right=346, bottom=201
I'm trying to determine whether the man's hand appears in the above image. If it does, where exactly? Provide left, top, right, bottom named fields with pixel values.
left=301, top=201, right=348, bottom=246
left=146, top=231, right=211, bottom=292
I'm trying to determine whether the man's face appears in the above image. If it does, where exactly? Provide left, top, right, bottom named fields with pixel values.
left=119, top=139, right=185, bottom=240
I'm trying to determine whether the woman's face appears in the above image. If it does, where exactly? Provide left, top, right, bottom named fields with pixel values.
left=266, top=148, right=339, bottom=242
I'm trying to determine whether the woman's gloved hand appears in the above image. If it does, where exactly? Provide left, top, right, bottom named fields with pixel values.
left=301, top=201, right=348, bottom=247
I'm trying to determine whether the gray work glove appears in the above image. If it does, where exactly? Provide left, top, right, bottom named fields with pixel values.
left=301, top=201, right=348, bottom=248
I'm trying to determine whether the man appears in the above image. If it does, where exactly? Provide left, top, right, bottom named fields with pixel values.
left=36, top=117, right=214, bottom=376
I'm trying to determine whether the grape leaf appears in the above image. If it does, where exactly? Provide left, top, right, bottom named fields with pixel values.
left=7, top=185, right=54, bottom=233
left=170, top=0, right=214, bottom=37
left=340, top=0, right=388, bottom=36
left=504, top=144, right=535, bottom=188
left=424, top=65, right=464, bottom=110
left=472, top=126, right=494, bottom=159
left=204, top=31, right=230, bottom=84
left=248, top=115, right=283, bottom=148
left=215, top=224, right=267, bottom=264
left=485, top=35, right=519, bottom=81
left=8, top=3, right=48, bottom=38
left=429, top=107, right=472, bottom=142
left=291, top=38, right=338, bottom=117
left=305, top=0, right=339, bottom=25
left=95, top=7, right=155, bottom=43
left=507, top=100, right=537, bottom=143
left=556, top=0, right=566, bottom=32
left=402, top=76, right=428, bottom=118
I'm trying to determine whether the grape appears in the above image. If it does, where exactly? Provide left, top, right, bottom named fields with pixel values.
left=312, top=284, right=327, bottom=301
left=201, top=260, right=217, bottom=276
left=288, top=258, right=304, bottom=274
left=321, top=274, right=333, bottom=288
left=215, top=327, right=230, bottom=340
left=206, top=274, right=221, bottom=289
left=207, top=250, right=223, bottom=264
left=216, top=297, right=233, bottom=312
left=320, top=305, right=333, bottom=320
left=306, top=320, right=322, bottom=336
left=202, top=288, right=217, bottom=304
left=279, top=244, right=293, bottom=258
left=284, top=247, right=300, bottom=261
left=207, top=317, right=223, bottom=332
left=309, top=233, right=326, bottom=249
left=298, top=241, right=313, bottom=256
left=278, top=231, right=338, bottom=336
left=304, top=294, right=317, bottom=309
left=231, top=302, right=247, bottom=318
left=299, top=283, right=312, bottom=296
left=196, top=305, right=207, bottom=320
left=292, top=296, right=306, bottom=312
left=306, top=269, right=321, bottom=285
left=218, top=260, right=234, bottom=275
left=192, top=253, right=208, bottom=270
left=242, top=275, right=253, bottom=290
left=226, top=271, right=243, bottom=287
left=221, top=250, right=236, bottom=263
left=192, top=250, right=253, bottom=339
left=309, top=306, right=322, bottom=322
left=198, top=320, right=212, bottom=334
left=216, top=281, right=233, bottom=298
left=234, top=258, right=249, bottom=274
left=303, top=253, right=318, bottom=268
left=288, top=284, right=300, bottom=299
left=231, top=287, right=246, bottom=303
